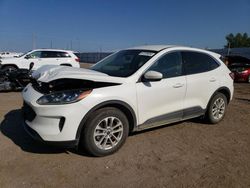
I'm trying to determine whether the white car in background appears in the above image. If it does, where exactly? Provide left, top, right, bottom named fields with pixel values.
left=22, top=45, right=234, bottom=156
left=0, top=52, right=23, bottom=59
left=0, top=49, right=80, bottom=72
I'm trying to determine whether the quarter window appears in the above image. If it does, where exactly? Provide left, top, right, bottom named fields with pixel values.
left=148, top=52, right=183, bottom=78
left=182, top=52, right=220, bottom=75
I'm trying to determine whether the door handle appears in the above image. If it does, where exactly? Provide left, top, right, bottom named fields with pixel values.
left=173, top=83, right=184, bottom=88
left=209, top=78, right=216, bottom=82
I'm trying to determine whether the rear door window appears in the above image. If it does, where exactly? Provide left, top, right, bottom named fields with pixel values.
left=182, top=51, right=220, bottom=75
left=41, top=51, right=57, bottom=58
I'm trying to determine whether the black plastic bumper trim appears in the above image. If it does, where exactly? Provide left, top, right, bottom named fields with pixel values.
left=23, top=120, right=79, bottom=148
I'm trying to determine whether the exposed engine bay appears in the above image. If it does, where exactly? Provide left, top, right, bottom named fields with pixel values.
left=31, top=78, right=121, bottom=94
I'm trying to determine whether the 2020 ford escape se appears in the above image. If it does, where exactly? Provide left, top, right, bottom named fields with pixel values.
left=22, top=45, right=234, bottom=156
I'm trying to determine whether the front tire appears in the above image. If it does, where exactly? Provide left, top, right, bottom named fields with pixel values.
left=205, top=93, right=227, bottom=124
left=248, top=75, right=250, bottom=83
left=80, top=107, right=129, bottom=156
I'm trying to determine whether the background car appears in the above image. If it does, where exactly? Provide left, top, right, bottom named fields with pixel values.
left=228, top=63, right=250, bottom=83
left=0, top=51, right=23, bottom=59
left=0, top=49, right=80, bottom=72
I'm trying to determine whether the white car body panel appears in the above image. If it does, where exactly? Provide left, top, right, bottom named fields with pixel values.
left=0, top=52, right=23, bottom=58
left=33, top=65, right=127, bottom=84
left=22, top=83, right=137, bottom=141
left=136, top=76, right=186, bottom=124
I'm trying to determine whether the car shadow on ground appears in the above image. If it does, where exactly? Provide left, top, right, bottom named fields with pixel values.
left=235, top=97, right=250, bottom=103
left=0, top=109, right=208, bottom=156
left=0, top=109, right=94, bottom=157
left=0, top=109, right=68, bottom=154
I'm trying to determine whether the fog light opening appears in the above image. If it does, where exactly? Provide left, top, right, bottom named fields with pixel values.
left=59, top=117, right=65, bottom=132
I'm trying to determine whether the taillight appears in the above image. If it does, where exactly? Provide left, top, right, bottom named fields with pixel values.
left=241, top=70, right=248, bottom=74
left=75, top=58, right=80, bottom=62
left=229, top=72, right=235, bottom=80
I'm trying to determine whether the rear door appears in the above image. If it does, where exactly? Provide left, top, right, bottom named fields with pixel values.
left=56, top=51, right=73, bottom=65
left=182, top=51, right=221, bottom=113
left=40, top=51, right=60, bottom=66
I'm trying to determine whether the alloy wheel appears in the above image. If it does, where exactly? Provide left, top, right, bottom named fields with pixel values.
left=93, top=116, right=124, bottom=150
left=212, top=97, right=225, bottom=120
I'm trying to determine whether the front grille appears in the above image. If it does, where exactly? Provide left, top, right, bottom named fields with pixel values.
left=22, top=102, right=36, bottom=122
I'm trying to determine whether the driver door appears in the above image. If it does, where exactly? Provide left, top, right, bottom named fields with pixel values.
left=136, top=51, right=186, bottom=127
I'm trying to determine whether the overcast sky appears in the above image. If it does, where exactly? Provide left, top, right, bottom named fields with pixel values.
left=0, top=0, right=250, bottom=52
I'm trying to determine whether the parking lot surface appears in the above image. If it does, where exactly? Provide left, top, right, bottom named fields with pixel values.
left=0, top=83, right=250, bottom=187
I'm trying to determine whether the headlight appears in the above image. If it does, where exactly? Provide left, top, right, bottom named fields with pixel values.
left=37, top=90, right=92, bottom=105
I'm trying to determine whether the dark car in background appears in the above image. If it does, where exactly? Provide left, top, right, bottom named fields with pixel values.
left=228, top=63, right=250, bottom=83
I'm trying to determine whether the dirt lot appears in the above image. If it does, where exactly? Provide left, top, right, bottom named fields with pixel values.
left=0, top=77, right=250, bottom=187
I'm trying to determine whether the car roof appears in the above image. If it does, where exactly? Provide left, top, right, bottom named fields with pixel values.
left=127, top=45, right=221, bottom=58
left=33, top=49, right=75, bottom=53
left=127, top=45, right=177, bottom=51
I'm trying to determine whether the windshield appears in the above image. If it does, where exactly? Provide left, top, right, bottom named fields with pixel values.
left=91, top=50, right=156, bottom=77
left=18, top=50, right=32, bottom=57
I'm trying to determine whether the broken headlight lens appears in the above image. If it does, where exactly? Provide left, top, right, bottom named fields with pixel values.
left=37, top=90, right=92, bottom=105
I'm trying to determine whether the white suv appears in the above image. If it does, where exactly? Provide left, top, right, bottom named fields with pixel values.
left=0, top=49, right=80, bottom=71
left=22, top=45, right=234, bottom=156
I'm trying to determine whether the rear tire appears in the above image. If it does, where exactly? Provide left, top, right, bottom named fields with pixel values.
left=248, top=75, right=250, bottom=83
left=205, top=93, right=227, bottom=124
left=80, top=107, right=129, bottom=157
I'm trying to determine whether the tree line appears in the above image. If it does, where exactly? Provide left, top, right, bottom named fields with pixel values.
left=225, top=33, right=250, bottom=48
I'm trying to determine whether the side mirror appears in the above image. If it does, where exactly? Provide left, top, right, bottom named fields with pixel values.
left=29, top=62, right=34, bottom=71
left=143, top=71, right=163, bottom=82
left=25, top=55, right=30, bottom=59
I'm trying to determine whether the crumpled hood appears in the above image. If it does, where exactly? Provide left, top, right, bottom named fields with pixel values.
left=32, top=65, right=126, bottom=84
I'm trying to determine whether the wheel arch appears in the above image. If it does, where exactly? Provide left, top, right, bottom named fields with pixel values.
left=60, top=63, right=72, bottom=67
left=1, top=64, right=19, bottom=69
left=207, top=87, right=231, bottom=109
left=75, top=100, right=137, bottom=141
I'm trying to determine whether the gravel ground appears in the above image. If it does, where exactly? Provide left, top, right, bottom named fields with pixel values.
left=0, top=76, right=250, bottom=187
